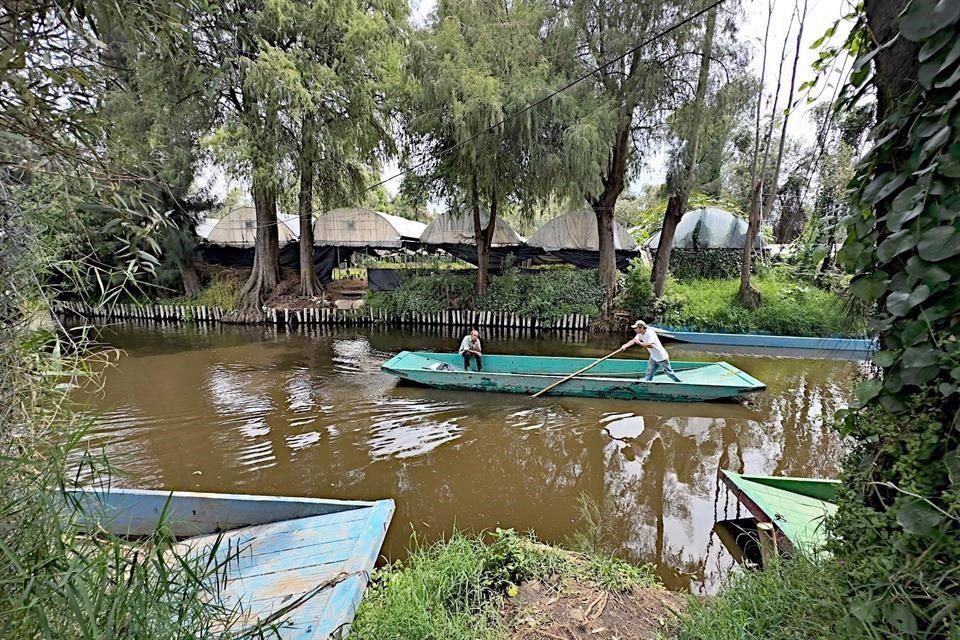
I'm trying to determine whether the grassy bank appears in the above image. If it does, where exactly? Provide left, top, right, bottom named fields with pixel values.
left=352, top=529, right=683, bottom=640
left=659, top=276, right=864, bottom=337
left=675, top=557, right=854, bottom=640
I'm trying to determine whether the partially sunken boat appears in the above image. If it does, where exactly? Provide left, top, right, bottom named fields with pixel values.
left=382, top=351, right=765, bottom=402
left=721, top=470, right=839, bottom=554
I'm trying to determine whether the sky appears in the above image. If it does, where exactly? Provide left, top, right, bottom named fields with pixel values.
left=208, top=0, right=857, bottom=207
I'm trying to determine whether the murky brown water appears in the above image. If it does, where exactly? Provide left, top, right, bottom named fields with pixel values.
left=73, top=323, right=864, bottom=592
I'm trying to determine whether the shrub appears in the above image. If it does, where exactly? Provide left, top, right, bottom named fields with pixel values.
left=617, top=259, right=655, bottom=319
left=352, top=529, right=559, bottom=640
left=365, top=269, right=602, bottom=322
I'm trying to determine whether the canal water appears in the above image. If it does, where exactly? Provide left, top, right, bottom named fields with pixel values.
left=73, top=322, right=864, bottom=593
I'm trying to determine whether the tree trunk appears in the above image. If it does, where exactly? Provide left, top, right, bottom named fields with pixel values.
left=177, top=259, right=203, bottom=297
left=471, top=174, right=492, bottom=295
left=235, top=174, right=280, bottom=316
left=298, top=115, right=318, bottom=298
left=591, top=126, right=630, bottom=316
left=739, top=182, right=763, bottom=308
left=651, top=4, right=717, bottom=298
left=740, top=0, right=804, bottom=308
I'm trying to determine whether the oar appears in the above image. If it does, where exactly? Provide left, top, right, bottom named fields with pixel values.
left=531, top=347, right=624, bottom=398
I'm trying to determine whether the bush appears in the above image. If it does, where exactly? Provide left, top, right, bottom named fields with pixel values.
left=352, top=529, right=561, bottom=640
left=365, top=269, right=603, bottom=322
left=617, top=259, right=655, bottom=319
left=660, top=275, right=866, bottom=337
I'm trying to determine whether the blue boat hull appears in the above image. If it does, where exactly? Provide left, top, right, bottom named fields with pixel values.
left=654, top=326, right=876, bottom=352
left=65, top=488, right=394, bottom=639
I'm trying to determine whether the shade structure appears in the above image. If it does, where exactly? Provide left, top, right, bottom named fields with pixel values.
left=312, top=207, right=425, bottom=248
left=646, top=207, right=766, bottom=250
left=528, top=210, right=637, bottom=251
left=420, top=210, right=524, bottom=246
left=205, top=207, right=298, bottom=248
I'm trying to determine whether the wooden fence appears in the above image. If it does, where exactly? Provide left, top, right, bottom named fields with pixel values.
left=53, top=301, right=594, bottom=332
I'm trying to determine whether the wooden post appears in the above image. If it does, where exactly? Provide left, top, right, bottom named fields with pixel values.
left=757, top=522, right=778, bottom=569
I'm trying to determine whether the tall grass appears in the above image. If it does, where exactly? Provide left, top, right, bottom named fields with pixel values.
left=675, top=558, right=854, bottom=640
left=1, top=182, right=263, bottom=638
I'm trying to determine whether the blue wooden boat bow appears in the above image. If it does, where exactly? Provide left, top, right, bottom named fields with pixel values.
left=65, top=488, right=395, bottom=639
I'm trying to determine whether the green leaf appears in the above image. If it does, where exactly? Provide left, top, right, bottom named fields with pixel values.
left=905, top=257, right=951, bottom=285
left=856, top=379, right=882, bottom=405
left=900, top=0, right=960, bottom=42
left=896, top=498, right=942, bottom=535
left=946, top=449, right=960, bottom=484
left=883, top=602, right=918, bottom=634
left=902, top=344, right=938, bottom=367
left=886, top=291, right=912, bottom=316
left=861, top=172, right=905, bottom=204
left=917, top=225, right=960, bottom=261
left=939, top=382, right=957, bottom=396
left=876, top=229, right=915, bottom=263
left=918, top=28, right=956, bottom=61
left=887, top=185, right=925, bottom=230
left=872, top=350, right=896, bottom=367
left=849, top=272, right=889, bottom=302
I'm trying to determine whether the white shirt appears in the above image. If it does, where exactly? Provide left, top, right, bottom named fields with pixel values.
left=629, top=328, right=669, bottom=362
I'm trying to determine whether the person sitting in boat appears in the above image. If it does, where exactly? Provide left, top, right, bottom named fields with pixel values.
left=459, top=329, right=482, bottom=371
left=620, top=320, right=681, bottom=382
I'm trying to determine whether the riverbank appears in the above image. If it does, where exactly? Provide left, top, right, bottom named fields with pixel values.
left=352, top=529, right=685, bottom=640
left=107, top=263, right=863, bottom=338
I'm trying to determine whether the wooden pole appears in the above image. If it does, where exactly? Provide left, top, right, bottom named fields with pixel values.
left=757, top=522, right=778, bottom=569
left=531, top=348, right=623, bottom=398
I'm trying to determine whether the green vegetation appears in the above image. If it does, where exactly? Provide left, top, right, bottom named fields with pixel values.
left=352, top=528, right=658, bottom=640
left=659, top=274, right=863, bottom=337
left=366, top=269, right=603, bottom=322
left=676, top=558, right=851, bottom=640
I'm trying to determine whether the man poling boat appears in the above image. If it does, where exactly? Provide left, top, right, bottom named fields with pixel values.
left=619, top=319, right=682, bottom=382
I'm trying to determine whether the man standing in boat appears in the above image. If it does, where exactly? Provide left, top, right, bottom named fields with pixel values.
left=459, top=329, right=482, bottom=371
left=620, top=320, right=681, bottom=382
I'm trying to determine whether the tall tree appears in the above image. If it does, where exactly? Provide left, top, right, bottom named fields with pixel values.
left=403, top=0, right=558, bottom=294
left=549, top=0, right=707, bottom=316
left=739, top=0, right=808, bottom=307
left=650, top=4, right=718, bottom=298
left=253, top=0, right=405, bottom=298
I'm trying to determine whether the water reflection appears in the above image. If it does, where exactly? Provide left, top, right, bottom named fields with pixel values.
left=74, top=323, right=859, bottom=592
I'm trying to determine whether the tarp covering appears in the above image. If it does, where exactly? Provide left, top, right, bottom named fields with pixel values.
left=198, top=243, right=351, bottom=284
left=646, top=207, right=766, bottom=250
left=313, top=207, right=426, bottom=248
left=528, top=210, right=637, bottom=251
left=206, top=207, right=298, bottom=248
left=420, top=210, right=524, bottom=246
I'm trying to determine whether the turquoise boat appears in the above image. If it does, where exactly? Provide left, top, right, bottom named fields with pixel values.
left=65, top=488, right=394, bottom=639
left=381, top=351, right=765, bottom=401
left=721, top=470, right=839, bottom=554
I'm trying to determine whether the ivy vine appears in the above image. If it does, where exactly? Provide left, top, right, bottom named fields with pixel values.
left=828, top=0, right=960, bottom=636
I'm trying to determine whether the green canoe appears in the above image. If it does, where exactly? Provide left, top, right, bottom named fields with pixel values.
left=381, top=351, right=765, bottom=402
left=721, top=470, right=839, bottom=554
